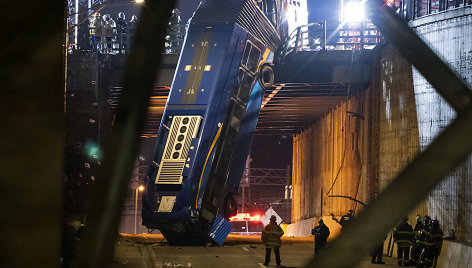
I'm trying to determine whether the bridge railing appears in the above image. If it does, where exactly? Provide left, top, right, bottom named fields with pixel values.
left=393, top=0, right=472, bottom=21
left=88, top=25, right=185, bottom=55
left=281, top=20, right=382, bottom=59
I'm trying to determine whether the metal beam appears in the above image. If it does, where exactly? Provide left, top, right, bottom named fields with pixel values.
left=72, top=1, right=176, bottom=267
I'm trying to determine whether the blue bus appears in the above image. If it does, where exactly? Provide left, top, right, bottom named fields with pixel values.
left=142, top=0, right=306, bottom=245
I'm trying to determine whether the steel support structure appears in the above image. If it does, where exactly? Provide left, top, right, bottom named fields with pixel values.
left=246, top=168, right=292, bottom=186
left=306, top=0, right=472, bottom=267
left=72, top=1, right=176, bottom=267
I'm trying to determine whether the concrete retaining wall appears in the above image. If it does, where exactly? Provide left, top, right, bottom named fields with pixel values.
left=437, top=240, right=472, bottom=267
left=285, top=216, right=341, bottom=240
left=411, top=8, right=472, bottom=243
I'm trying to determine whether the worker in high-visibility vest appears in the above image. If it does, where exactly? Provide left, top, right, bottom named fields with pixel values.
left=393, top=217, right=414, bottom=266
left=89, top=13, right=102, bottom=51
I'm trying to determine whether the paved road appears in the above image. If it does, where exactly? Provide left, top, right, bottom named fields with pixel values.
left=112, top=234, right=401, bottom=268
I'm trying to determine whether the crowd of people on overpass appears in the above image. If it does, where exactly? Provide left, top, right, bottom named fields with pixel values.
left=88, top=9, right=183, bottom=55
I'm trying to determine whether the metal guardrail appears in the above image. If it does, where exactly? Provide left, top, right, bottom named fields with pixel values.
left=280, top=21, right=381, bottom=60
left=281, top=0, right=472, bottom=58
left=245, top=168, right=292, bottom=186
left=88, top=25, right=185, bottom=55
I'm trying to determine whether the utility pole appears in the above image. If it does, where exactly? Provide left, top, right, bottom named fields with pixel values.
left=241, top=156, right=252, bottom=213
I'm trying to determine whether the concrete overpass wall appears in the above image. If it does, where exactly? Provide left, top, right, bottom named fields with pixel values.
left=292, top=92, right=367, bottom=224
left=290, top=47, right=426, bottom=236
left=290, top=8, right=472, bottom=247
left=410, top=8, right=472, bottom=243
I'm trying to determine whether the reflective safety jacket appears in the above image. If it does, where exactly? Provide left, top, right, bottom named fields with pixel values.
left=413, top=221, right=425, bottom=243
left=262, top=222, right=284, bottom=248
left=393, top=221, right=414, bottom=247
left=425, top=227, right=443, bottom=249
left=90, top=18, right=102, bottom=37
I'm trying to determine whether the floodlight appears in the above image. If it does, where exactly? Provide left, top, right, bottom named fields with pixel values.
left=343, top=1, right=366, bottom=23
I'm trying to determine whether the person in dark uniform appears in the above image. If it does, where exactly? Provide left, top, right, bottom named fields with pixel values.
left=411, top=215, right=431, bottom=265
left=371, top=235, right=386, bottom=264
left=419, top=219, right=443, bottom=268
left=115, top=12, right=128, bottom=53
left=410, top=214, right=424, bottom=265
left=393, top=217, right=414, bottom=266
left=311, top=219, right=330, bottom=256
left=128, top=15, right=138, bottom=36
left=331, top=209, right=355, bottom=230
left=262, top=215, right=284, bottom=267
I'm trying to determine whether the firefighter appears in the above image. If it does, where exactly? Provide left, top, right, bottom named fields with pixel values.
left=311, top=219, right=330, bottom=256
left=410, top=214, right=425, bottom=265
left=423, top=215, right=432, bottom=231
left=393, top=217, right=414, bottom=266
left=419, top=219, right=443, bottom=267
left=413, top=215, right=425, bottom=240
left=262, top=215, right=284, bottom=267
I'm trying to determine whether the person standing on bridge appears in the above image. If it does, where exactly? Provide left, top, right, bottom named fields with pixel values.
left=262, top=215, right=284, bottom=267
left=312, top=219, right=330, bottom=256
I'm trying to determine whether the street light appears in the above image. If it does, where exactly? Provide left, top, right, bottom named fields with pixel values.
left=135, top=185, right=145, bottom=234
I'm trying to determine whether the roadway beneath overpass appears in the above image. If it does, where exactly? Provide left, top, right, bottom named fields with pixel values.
left=112, top=234, right=402, bottom=268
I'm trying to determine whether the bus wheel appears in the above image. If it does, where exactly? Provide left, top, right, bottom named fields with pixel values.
left=223, top=194, right=237, bottom=219
left=258, top=63, right=274, bottom=90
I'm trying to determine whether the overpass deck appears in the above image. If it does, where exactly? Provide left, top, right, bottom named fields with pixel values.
left=139, top=50, right=373, bottom=137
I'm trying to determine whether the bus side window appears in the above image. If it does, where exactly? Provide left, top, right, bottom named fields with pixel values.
left=241, top=41, right=261, bottom=75
left=233, top=69, right=254, bottom=104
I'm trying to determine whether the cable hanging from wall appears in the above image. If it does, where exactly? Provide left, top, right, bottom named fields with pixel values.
left=326, top=48, right=356, bottom=196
